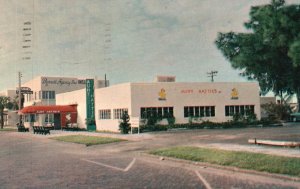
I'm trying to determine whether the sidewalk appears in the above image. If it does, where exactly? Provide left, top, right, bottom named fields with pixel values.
left=194, top=143, right=300, bottom=158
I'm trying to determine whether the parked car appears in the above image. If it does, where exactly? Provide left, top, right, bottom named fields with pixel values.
left=290, top=112, right=300, bottom=122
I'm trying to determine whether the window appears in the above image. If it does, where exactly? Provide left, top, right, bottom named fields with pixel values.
left=140, top=107, right=174, bottom=119
left=184, top=107, right=188, bottom=117
left=45, top=114, right=54, bottom=123
left=210, top=106, right=215, bottom=117
left=113, top=108, right=128, bottom=119
left=200, top=107, right=204, bottom=117
left=25, top=114, right=36, bottom=122
left=188, top=107, right=194, bottom=117
left=42, top=91, right=55, bottom=99
left=157, top=108, right=162, bottom=117
left=99, top=109, right=111, bottom=119
left=229, top=106, right=234, bottom=116
left=240, top=106, right=245, bottom=115
left=225, top=105, right=255, bottom=116
left=195, top=107, right=200, bottom=117
left=183, top=106, right=216, bottom=117
left=225, top=106, right=229, bottom=116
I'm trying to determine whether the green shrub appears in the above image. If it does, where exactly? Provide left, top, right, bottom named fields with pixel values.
left=140, top=124, right=168, bottom=132
left=166, top=114, right=175, bottom=126
left=119, top=113, right=131, bottom=134
left=261, top=103, right=291, bottom=121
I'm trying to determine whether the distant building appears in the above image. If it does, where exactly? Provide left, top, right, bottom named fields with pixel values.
left=0, top=90, right=19, bottom=126
left=154, top=75, right=176, bottom=82
left=0, top=89, right=18, bottom=100
left=260, top=97, right=276, bottom=118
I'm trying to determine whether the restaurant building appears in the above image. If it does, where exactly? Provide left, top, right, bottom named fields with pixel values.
left=20, top=76, right=107, bottom=129
left=18, top=75, right=261, bottom=132
left=94, top=81, right=261, bottom=132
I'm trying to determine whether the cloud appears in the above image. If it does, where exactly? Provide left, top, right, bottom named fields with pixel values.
left=0, top=0, right=299, bottom=89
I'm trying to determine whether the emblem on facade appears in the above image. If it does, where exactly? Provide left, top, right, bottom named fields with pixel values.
left=231, top=88, right=239, bottom=100
left=66, top=113, right=71, bottom=121
left=158, top=88, right=166, bottom=100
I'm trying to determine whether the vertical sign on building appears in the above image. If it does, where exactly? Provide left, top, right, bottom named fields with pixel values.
left=86, top=79, right=96, bottom=131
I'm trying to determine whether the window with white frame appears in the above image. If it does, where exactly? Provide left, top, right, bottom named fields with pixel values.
left=225, top=105, right=255, bottom=116
left=45, top=114, right=54, bottom=123
left=184, top=106, right=215, bottom=118
left=113, top=108, right=128, bottom=119
left=140, top=107, right=174, bottom=119
left=42, top=91, right=55, bottom=99
left=99, top=109, right=111, bottom=119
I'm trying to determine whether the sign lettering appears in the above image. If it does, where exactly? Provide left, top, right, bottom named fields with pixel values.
left=41, top=77, right=86, bottom=86
left=180, top=89, right=221, bottom=94
left=86, top=79, right=95, bottom=119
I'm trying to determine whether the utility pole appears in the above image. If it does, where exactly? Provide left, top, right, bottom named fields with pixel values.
left=18, top=71, right=22, bottom=124
left=207, top=70, right=218, bottom=82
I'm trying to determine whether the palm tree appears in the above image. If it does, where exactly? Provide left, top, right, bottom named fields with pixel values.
left=9, top=96, right=19, bottom=110
left=0, top=96, right=10, bottom=129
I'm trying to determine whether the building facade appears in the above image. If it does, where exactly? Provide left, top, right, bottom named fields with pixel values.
left=20, top=76, right=107, bottom=128
left=94, top=82, right=261, bottom=132
left=15, top=75, right=261, bottom=132
left=0, top=89, right=19, bottom=126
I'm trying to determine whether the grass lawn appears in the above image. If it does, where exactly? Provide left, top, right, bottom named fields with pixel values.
left=0, top=128, right=17, bottom=132
left=51, top=135, right=126, bottom=146
left=149, top=146, right=300, bottom=177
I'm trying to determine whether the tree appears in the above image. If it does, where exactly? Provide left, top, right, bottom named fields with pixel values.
left=0, top=96, right=10, bottom=129
left=215, top=0, right=300, bottom=111
left=119, top=113, right=131, bottom=134
left=9, top=96, right=19, bottom=110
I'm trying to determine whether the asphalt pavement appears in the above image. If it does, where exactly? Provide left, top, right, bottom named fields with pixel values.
left=0, top=124, right=300, bottom=188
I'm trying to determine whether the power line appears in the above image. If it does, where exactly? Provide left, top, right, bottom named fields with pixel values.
left=207, top=70, right=218, bottom=82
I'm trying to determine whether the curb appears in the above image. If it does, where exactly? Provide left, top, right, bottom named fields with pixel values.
left=139, top=152, right=300, bottom=182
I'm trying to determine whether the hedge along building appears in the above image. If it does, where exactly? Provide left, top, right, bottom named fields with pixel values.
left=94, top=81, right=261, bottom=132
left=20, top=76, right=106, bottom=129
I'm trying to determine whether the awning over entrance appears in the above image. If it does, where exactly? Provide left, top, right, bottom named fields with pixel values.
left=20, top=105, right=77, bottom=114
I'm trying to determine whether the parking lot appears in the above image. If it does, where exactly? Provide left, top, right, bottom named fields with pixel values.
left=1, top=124, right=300, bottom=188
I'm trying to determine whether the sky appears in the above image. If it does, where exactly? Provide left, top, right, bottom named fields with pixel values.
left=0, top=0, right=300, bottom=90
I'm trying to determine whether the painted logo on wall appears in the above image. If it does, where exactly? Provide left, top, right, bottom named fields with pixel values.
left=158, top=88, right=166, bottom=100
left=231, top=88, right=239, bottom=100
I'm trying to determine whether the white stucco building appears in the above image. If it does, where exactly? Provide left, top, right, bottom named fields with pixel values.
left=22, top=76, right=90, bottom=107
left=56, top=89, right=86, bottom=129
left=94, top=82, right=261, bottom=132
left=0, top=89, right=18, bottom=100
left=13, top=75, right=261, bottom=132
left=20, top=76, right=107, bottom=129
left=0, top=89, right=19, bottom=126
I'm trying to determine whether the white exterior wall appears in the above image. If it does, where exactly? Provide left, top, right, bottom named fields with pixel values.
left=94, top=83, right=131, bottom=132
left=23, top=76, right=87, bottom=107
left=0, top=89, right=17, bottom=99
left=23, top=76, right=42, bottom=107
left=56, top=89, right=86, bottom=129
left=94, top=82, right=260, bottom=132
left=131, top=82, right=261, bottom=123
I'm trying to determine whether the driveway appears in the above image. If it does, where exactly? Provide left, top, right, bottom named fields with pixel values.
left=0, top=124, right=299, bottom=188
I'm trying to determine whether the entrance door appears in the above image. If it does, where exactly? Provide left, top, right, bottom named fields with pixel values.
left=54, top=114, right=61, bottom=130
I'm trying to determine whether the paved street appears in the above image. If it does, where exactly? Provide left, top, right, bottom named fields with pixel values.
left=1, top=124, right=300, bottom=188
